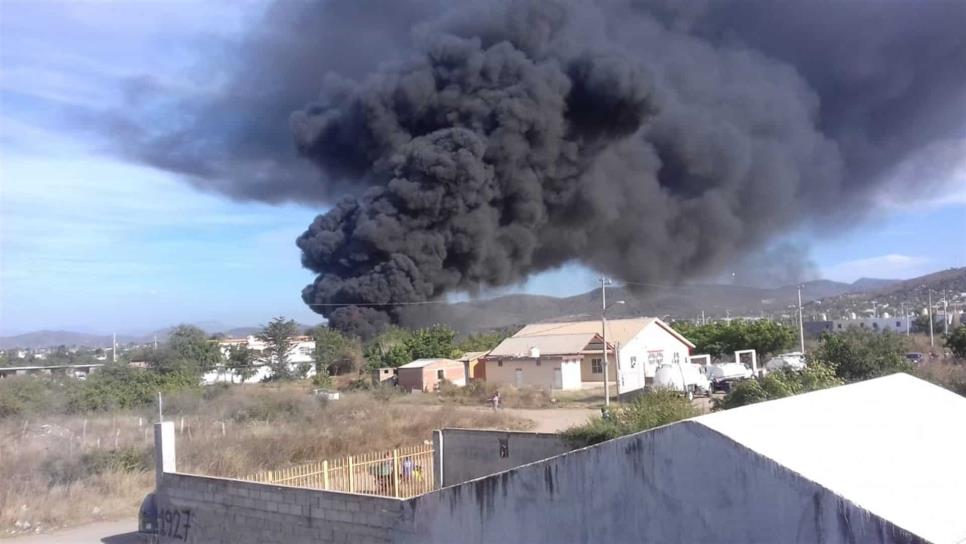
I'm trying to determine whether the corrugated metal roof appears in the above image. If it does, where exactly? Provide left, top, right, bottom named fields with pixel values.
left=398, top=358, right=463, bottom=369
left=513, top=317, right=695, bottom=348
left=695, top=373, right=966, bottom=544
left=458, top=351, right=490, bottom=362
left=487, top=333, right=605, bottom=358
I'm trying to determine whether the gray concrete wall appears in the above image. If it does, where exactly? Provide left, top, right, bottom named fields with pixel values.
left=154, top=472, right=407, bottom=544
left=401, top=422, right=921, bottom=544
left=436, top=428, right=572, bottom=487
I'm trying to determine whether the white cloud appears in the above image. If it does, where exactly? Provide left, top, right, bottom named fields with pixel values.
left=824, top=254, right=931, bottom=282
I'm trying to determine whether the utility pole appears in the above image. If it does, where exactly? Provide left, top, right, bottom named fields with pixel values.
left=943, top=289, right=949, bottom=336
left=901, top=303, right=909, bottom=335
left=872, top=300, right=878, bottom=319
left=112, top=333, right=117, bottom=363
left=154, top=334, right=158, bottom=350
left=600, top=277, right=611, bottom=408
left=701, top=310, right=706, bottom=325
left=928, top=290, right=935, bottom=349
left=797, top=285, right=805, bottom=354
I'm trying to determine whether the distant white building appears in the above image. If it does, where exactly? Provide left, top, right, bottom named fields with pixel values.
left=831, top=317, right=911, bottom=334
left=203, top=335, right=316, bottom=384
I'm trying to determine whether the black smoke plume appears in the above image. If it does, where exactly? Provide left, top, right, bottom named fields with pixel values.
left=101, top=0, right=966, bottom=333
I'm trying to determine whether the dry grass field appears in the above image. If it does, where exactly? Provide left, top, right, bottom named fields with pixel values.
left=0, top=384, right=528, bottom=537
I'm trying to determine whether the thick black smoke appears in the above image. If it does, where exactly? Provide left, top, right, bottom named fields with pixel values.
left=101, top=0, right=966, bottom=332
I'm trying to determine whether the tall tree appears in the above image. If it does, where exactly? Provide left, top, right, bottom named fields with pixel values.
left=225, top=344, right=258, bottom=383
left=672, top=320, right=795, bottom=358
left=404, top=325, right=461, bottom=361
left=258, top=317, right=301, bottom=380
left=312, top=326, right=363, bottom=378
left=158, top=324, right=223, bottom=375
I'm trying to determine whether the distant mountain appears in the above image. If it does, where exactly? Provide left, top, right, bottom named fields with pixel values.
left=811, top=267, right=966, bottom=319
left=399, top=270, right=959, bottom=333
left=850, top=277, right=901, bottom=292
left=0, top=330, right=120, bottom=350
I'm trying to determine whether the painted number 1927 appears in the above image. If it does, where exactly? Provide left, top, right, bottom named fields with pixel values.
left=158, top=508, right=191, bottom=541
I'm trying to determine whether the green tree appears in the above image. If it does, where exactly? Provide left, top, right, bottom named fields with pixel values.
left=714, top=364, right=843, bottom=410
left=456, top=330, right=512, bottom=353
left=403, top=325, right=461, bottom=360
left=258, top=317, right=302, bottom=380
left=364, top=327, right=414, bottom=369
left=946, top=326, right=966, bottom=360
left=164, top=324, right=223, bottom=374
left=312, top=327, right=363, bottom=378
left=672, top=320, right=796, bottom=358
left=812, top=329, right=911, bottom=382
left=225, top=345, right=258, bottom=383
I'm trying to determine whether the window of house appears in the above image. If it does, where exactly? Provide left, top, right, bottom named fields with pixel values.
left=437, top=369, right=445, bottom=380
left=629, top=356, right=637, bottom=368
left=647, top=351, right=664, bottom=366
left=536, top=358, right=541, bottom=366
left=672, top=353, right=680, bottom=364
left=591, top=358, right=603, bottom=374
left=896, top=321, right=902, bottom=328
left=498, top=360, right=503, bottom=367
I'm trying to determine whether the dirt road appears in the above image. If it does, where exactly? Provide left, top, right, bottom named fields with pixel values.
left=481, top=407, right=599, bottom=432
left=8, top=519, right=141, bottom=544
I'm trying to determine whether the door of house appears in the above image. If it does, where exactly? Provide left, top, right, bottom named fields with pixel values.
left=553, top=368, right=562, bottom=389
left=515, top=368, right=523, bottom=388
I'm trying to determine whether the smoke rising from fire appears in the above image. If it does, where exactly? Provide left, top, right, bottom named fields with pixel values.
left=104, top=0, right=966, bottom=331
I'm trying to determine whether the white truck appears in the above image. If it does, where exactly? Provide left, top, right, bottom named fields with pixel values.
left=653, top=362, right=712, bottom=400
left=706, top=362, right=754, bottom=392
left=764, top=352, right=807, bottom=373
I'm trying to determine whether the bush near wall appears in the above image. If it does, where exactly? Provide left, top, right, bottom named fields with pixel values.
left=562, top=390, right=698, bottom=447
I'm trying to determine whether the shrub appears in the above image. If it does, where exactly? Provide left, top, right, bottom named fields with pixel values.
left=0, top=376, right=68, bottom=418
left=66, top=365, right=199, bottom=413
left=562, top=390, right=698, bottom=447
left=915, top=361, right=966, bottom=397
left=715, top=363, right=844, bottom=410
left=946, top=326, right=966, bottom=360
left=41, top=447, right=151, bottom=488
left=812, top=329, right=912, bottom=382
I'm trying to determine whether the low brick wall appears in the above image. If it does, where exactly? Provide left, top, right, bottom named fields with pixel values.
left=156, top=472, right=408, bottom=544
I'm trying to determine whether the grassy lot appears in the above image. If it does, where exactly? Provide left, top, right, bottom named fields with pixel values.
left=0, top=384, right=527, bottom=537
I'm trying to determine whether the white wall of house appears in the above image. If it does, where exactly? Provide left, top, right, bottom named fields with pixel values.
left=204, top=337, right=317, bottom=385
left=485, top=357, right=581, bottom=390
left=631, top=325, right=691, bottom=381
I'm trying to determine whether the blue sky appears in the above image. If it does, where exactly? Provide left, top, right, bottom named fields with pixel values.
left=1, top=1, right=964, bottom=335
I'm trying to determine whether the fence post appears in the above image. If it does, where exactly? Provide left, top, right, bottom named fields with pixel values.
left=392, top=449, right=400, bottom=498
left=348, top=456, right=354, bottom=493
left=323, top=460, right=329, bottom=490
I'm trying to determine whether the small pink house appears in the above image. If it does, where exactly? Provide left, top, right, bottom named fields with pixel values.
left=397, top=359, right=466, bottom=392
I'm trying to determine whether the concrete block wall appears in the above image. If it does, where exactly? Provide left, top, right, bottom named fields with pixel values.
left=435, top=428, right=573, bottom=487
left=155, top=473, right=406, bottom=544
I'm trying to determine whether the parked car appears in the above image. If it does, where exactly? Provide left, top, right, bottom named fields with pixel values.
left=654, top=362, right=712, bottom=400
left=905, top=352, right=924, bottom=365
left=706, top=362, right=753, bottom=393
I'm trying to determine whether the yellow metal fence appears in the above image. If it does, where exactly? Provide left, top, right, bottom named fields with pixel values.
left=244, top=444, right=434, bottom=499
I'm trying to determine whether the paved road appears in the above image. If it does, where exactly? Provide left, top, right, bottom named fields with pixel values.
left=8, top=519, right=142, bottom=544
